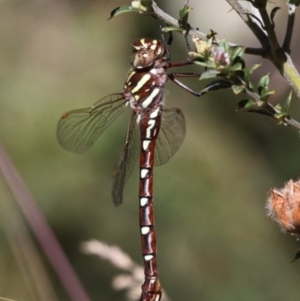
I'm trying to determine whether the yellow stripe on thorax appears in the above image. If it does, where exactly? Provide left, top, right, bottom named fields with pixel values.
left=131, top=73, right=151, bottom=94
left=142, top=87, right=160, bottom=108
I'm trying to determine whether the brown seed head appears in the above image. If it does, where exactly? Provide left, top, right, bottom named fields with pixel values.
left=266, top=180, right=300, bottom=236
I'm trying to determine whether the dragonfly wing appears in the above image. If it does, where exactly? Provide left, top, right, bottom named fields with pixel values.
left=57, top=93, right=126, bottom=154
left=111, top=113, right=139, bottom=206
left=155, top=107, right=186, bottom=166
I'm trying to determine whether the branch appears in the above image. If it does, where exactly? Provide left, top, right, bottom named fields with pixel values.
left=255, top=5, right=281, bottom=54
left=151, top=1, right=262, bottom=55
left=282, top=3, right=297, bottom=53
left=151, top=1, right=206, bottom=38
left=225, top=0, right=270, bottom=49
left=225, top=0, right=300, bottom=99
left=242, top=87, right=300, bottom=131
left=118, top=1, right=300, bottom=100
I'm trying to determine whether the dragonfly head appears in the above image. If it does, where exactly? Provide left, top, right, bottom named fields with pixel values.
left=131, top=38, right=166, bottom=69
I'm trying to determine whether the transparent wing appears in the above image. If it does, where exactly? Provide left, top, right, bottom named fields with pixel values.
left=155, top=107, right=186, bottom=166
left=111, top=113, right=139, bottom=206
left=57, top=93, right=126, bottom=154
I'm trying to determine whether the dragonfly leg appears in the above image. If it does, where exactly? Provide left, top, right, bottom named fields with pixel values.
left=168, top=72, right=232, bottom=97
left=168, top=72, right=206, bottom=97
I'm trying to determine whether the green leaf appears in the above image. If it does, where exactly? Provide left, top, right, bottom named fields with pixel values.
left=199, top=70, right=219, bottom=80
left=140, top=0, right=153, bottom=6
left=231, top=47, right=245, bottom=61
left=258, top=74, right=270, bottom=94
left=193, top=60, right=215, bottom=68
left=188, top=52, right=202, bottom=60
left=179, top=4, right=192, bottom=25
left=238, top=99, right=255, bottom=109
left=260, top=88, right=275, bottom=99
left=283, top=91, right=292, bottom=112
left=248, top=81, right=254, bottom=91
left=232, top=85, right=245, bottom=95
left=274, top=112, right=289, bottom=119
left=259, top=74, right=270, bottom=87
left=274, top=103, right=282, bottom=111
left=229, top=62, right=243, bottom=72
left=178, top=4, right=191, bottom=33
left=232, top=56, right=245, bottom=70
left=244, top=64, right=261, bottom=81
left=219, top=40, right=229, bottom=53
left=109, top=6, right=140, bottom=19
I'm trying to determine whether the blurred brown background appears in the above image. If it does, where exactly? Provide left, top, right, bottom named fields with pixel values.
left=1, top=1, right=300, bottom=301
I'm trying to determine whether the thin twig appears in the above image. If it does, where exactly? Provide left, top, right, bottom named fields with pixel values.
left=149, top=1, right=300, bottom=102
left=284, top=116, right=300, bottom=129
left=151, top=1, right=205, bottom=39
left=256, top=6, right=281, bottom=54
left=224, top=0, right=300, bottom=99
left=0, top=189, right=59, bottom=301
left=151, top=1, right=262, bottom=55
left=225, top=0, right=270, bottom=48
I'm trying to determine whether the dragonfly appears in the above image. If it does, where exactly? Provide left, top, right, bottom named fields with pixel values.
left=57, top=37, right=205, bottom=301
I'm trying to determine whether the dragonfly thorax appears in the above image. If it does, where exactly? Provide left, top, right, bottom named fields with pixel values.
left=124, top=66, right=167, bottom=114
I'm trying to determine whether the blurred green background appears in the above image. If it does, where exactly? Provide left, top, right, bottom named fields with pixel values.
left=1, top=1, right=300, bottom=301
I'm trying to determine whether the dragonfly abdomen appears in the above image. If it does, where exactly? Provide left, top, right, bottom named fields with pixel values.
left=138, top=112, right=163, bottom=301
